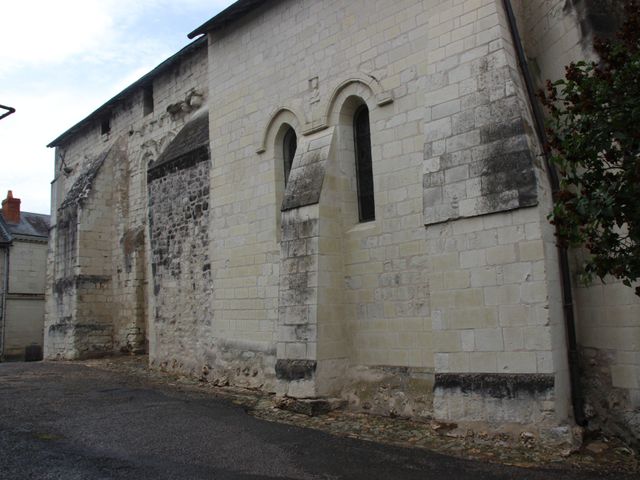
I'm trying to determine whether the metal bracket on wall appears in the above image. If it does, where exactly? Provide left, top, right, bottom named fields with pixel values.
left=0, top=104, right=15, bottom=121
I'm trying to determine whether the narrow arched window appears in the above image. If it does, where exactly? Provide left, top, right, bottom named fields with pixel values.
left=283, top=126, right=297, bottom=186
left=354, top=105, right=375, bottom=222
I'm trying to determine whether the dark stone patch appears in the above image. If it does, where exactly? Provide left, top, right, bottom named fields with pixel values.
left=121, top=227, right=145, bottom=274
left=475, top=118, right=538, bottom=210
left=440, top=150, right=472, bottom=170
left=148, top=145, right=209, bottom=182
left=297, top=218, right=318, bottom=239
left=434, top=373, right=554, bottom=399
left=478, top=146, right=538, bottom=210
left=53, top=277, right=75, bottom=296
left=53, top=275, right=111, bottom=295
left=76, top=275, right=111, bottom=288
left=147, top=148, right=210, bottom=330
left=275, top=359, right=317, bottom=381
left=423, top=116, right=539, bottom=225
left=282, top=160, right=326, bottom=211
left=293, top=324, right=315, bottom=342
left=62, top=147, right=111, bottom=209
left=278, top=284, right=314, bottom=307
left=565, top=0, right=625, bottom=45
left=423, top=171, right=444, bottom=188
left=48, top=322, right=111, bottom=334
left=479, top=119, right=525, bottom=144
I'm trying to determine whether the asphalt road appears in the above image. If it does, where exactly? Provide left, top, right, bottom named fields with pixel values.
left=0, top=362, right=631, bottom=479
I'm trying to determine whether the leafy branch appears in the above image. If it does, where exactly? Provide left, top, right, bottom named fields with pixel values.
left=539, top=0, right=640, bottom=296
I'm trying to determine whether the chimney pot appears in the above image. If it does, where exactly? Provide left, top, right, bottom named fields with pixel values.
left=2, top=190, right=21, bottom=224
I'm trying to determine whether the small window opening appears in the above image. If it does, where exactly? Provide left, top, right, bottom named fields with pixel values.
left=354, top=105, right=374, bottom=222
left=283, top=126, right=297, bottom=186
left=101, top=115, right=111, bottom=135
left=143, top=85, right=154, bottom=116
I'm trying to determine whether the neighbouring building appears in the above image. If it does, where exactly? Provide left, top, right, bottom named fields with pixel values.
left=1, top=191, right=50, bottom=360
left=44, top=0, right=639, bottom=446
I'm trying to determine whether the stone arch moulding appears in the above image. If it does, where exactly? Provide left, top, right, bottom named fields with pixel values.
left=306, top=73, right=394, bottom=136
left=256, top=76, right=393, bottom=153
left=256, top=106, right=304, bottom=154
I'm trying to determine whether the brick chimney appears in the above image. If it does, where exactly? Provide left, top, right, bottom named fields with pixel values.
left=2, top=191, right=21, bottom=224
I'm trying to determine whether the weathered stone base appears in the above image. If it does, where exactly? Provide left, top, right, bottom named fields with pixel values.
left=434, top=373, right=555, bottom=423
left=581, top=347, right=640, bottom=449
left=341, top=365, right=434, bottom=419
left=151, top=339, right=277, bottom=392
left=118, top=326, right=146, bottom=355
left=45, top=322, right=114, bottom=360
left=275, top=359, right=318, bottom=398
left=432, top=373, right=573, bottom=445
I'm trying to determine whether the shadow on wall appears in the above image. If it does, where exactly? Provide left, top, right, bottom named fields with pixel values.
left=565, top=0, right=626, bottom=47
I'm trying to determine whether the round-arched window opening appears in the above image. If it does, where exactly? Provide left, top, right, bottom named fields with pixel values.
left=283, top=126, right=297, bottom=186
left=353, top=104, right=375, bottom=222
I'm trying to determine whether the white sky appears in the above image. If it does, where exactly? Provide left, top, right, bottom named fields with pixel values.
left=0, top=0, right=236, bottom=214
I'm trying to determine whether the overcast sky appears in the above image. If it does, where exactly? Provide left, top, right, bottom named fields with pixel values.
left=0, top=0, right=235, bottom=214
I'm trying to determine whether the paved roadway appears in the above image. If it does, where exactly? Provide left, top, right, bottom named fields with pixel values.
left=0, top=362, right=631, bottom=479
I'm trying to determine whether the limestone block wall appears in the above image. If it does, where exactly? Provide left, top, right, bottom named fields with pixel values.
left=8, top=241, right=48, bottom=294
left=513, top=0, right=640, bottom=445
left=202, top=0, right=568, bottom=430
left=4, top=298, right=45, bottom=359
left=45, top=41, right=209, bottom=359
left=48, top=146, right=116, bottom=359
left=46, top=207, right=78, bottom=358
left=2, top=240, right=47, bottom=359
left=512, top=0, right=585, bottom=88
left=575, top=279, right=640, bottom=443
left=206, top=0, right=443, bottom=406
left=414, top=0, right=569, bottom=431
left=0, top=247, right=5, bottom=356
left=513, top=0, right=624, bottom=89
left=427, top=207, right=568, bottom=427
left=45, top=0, right=640, bottom=441
left=74, top=150, right=117, bottom=357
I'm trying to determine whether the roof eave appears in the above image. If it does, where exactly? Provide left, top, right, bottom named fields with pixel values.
left=47, top=36, right=207, bottom=148
left=0, top=219, right=12, bottom=245
left=188, top=0, right=267, bottom=39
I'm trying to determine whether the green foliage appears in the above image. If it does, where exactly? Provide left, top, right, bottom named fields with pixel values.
left=540, top=0, right=640, bottom=296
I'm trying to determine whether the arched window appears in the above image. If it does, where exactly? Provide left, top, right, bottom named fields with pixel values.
left=283, top=126, right=297, bottom=186
left=353, top=105, right=374, bottom=222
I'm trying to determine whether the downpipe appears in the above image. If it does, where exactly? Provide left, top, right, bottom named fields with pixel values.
left=1, top=247, right=9, bottom=360
left=502, top=0, right=586, bottom=427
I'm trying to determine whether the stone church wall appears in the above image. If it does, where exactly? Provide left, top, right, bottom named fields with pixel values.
left=45, top=41, right=209, bottom=359
left=513, top=0, right=640, bottom=447
left=44, top=0, right=639, bottom=444
left=202, top=0, right=569, bottom=434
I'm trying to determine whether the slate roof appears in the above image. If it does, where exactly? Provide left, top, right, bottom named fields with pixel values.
left=0, top=211, right=50, bottom=241
left=147, top=113, right=210, bottom=182
left=0, top=218, right=11, bottom=245
left=152, top=113, right=209, bottom=168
